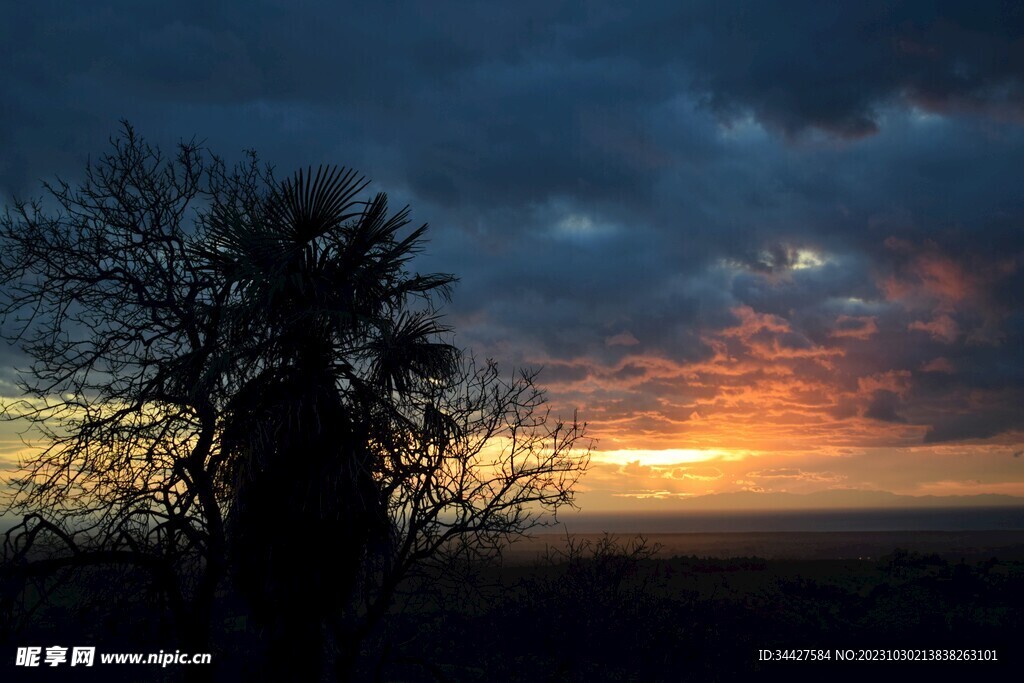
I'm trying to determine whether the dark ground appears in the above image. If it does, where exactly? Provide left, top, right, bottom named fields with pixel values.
left=3, top=531, right=1023, bottom=681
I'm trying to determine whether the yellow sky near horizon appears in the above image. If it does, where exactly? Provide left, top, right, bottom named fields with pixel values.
left=574, top=442, right=1024, bottom=511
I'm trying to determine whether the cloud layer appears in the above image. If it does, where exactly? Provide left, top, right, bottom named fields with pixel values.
left=3, top=1, right=1024, bottom=502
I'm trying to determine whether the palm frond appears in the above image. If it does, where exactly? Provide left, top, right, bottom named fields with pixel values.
left=266, top=166, right=369, bottom=244
left=368, top=311, right=459, bottom=393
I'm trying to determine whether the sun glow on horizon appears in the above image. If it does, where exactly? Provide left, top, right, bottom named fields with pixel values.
left=591, top=448, right=749, bottom=467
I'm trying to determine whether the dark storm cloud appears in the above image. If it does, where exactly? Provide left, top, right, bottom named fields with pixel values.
left=2, top=1, right=1024, bottom=445
left=923, top=410, right=1023, bottom=444
left=571, top=1, right=1024, bottom=138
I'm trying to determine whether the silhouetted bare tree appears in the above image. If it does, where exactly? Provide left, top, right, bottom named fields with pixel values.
left=0, top=126, right=588, bottom=681
left=0, top=128, right=229, bottom=661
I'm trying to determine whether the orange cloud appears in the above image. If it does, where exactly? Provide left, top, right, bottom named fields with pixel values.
left=909, top=313, right=959, bottom=343
left=746, top=468, right=846, bottom=483
left=720, top=305, right=793, bottom=339
left=881, top=241, right=976, bottom=310
left=831, top=315, right=879, bottom=340
left=719, top=306, right=844, bottom=364
left=921, top=357, right=954, bottom=373
left=857, top=370, right=912, bottom=397
left=665, top=466, right=724, bottom=481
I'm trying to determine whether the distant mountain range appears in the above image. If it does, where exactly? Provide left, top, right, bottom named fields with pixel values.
left=621, top=489, right=1024, bottom=511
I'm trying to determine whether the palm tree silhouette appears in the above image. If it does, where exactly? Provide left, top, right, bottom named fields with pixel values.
left=202, top=166, right=457, bottom=679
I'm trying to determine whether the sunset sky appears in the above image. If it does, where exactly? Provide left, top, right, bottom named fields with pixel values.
left=2, top=2, right=1024, bottom=511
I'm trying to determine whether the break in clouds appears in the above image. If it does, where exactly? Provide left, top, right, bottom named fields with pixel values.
left=3, top=1, right=1024, bottom=494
